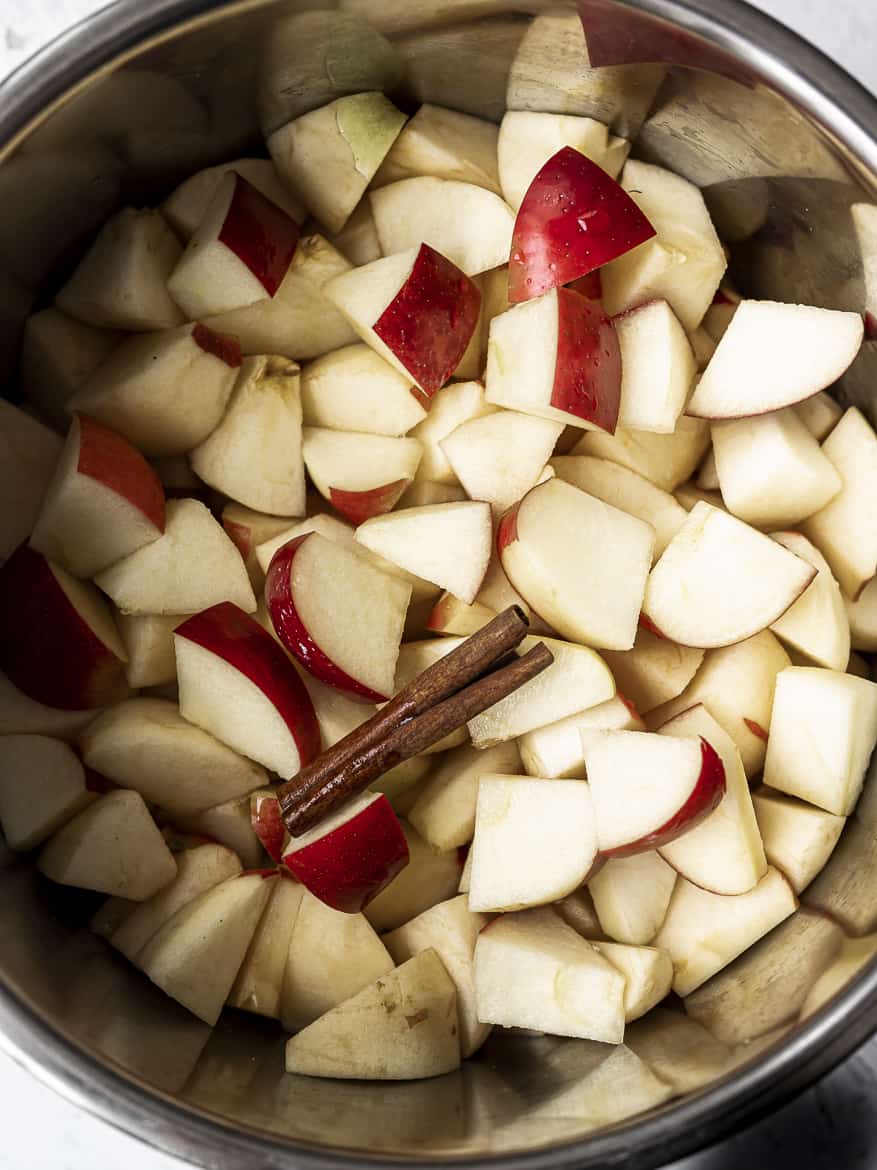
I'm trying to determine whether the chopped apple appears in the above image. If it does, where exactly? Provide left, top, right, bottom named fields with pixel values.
left=440, top=411, right=562, bottom=514
left=469, top=635, right=616, bottom=747
left=269, top=93, right=406, bottom=234
left=285, top=949, right=460, bottom=1080
left=800, top=933, right=877, bottom=1019
left=0, top=400, right=63, bottom=561
left=302, top=428, right=422, bottom=523
left=803, top=407, right=877, bottom=599
left=769, top=532, right=850, bottom=670
left=38, top=789, right=177, bottom=900
left=364, top=820, right=462, bottom=932
left=592, top=941, right=673, bottom=1022
left=674, top=482, right=725, bottom=512
left=373, top=103, right=501, bottom=193
left=325, top=244, right=481, bottom=396
left=138, top=871, right=273, bottom=1024
left=0, top=543, right=130, bottom=710
left=589, top=851, right=677, bottom=945
left=686, top=302, right=864, bottom=419
left=221, top=503, right=294, bottom=591
left=518, top=694, right=645, bottom=780
left=702, top=285, right=740, bottom=342
left=265, top=531, right=410, bottom=701
left=410, top=379, right=496, bottom=484
left=173, top=795, right=264, bottom=870
left=280, top=887, right=395, bottom=1030
left=804, top=818, right=877, bottom=936
left=117, top=613, right=185, bottom=689
left=642, top=502, right=816, bottom=648
left=572, top=416, right=710, bottom=492
left=393, top=638, right=468, bottom=753
left=254, top=512, right=357, bottom=577
left=0, top=670, right=99, bottom=740
left=370, top=177, right=514, bottom=276
left=763, top=666, right=877, bottom=817
left=70, top=322, right=242, bottom=456
left=300, top=343, right=427, bottom=436
left=408, top=739, right=521, bottom=850
left=56, top=207, right=185, bottom=331
left=846, top=576, right=877, bottom=651
left=654, top=867, right=798, bottom=996
left=795, top=391, right=843, bottom=442
left=625, top=1008, right=731, bottom=1093
left=554, top=888, right=605, bottom=939
left=426, top=593, right=498, bottom=638
left=324, top=200, right=383, bottom=266
left=162, top=157, right=304, bottom=239
left=228, top=873, right=305, bottom=1019
left=474, top=908, right=626, bottom=1042
left=96, top=498, right=256, bottom=616
left=249, top=789, right=286, bottom=862
left=190, top=356, right=305, bottom=517
left=550, top=455, right=687, bottom=558
left=0, top=734, right=96, bottom=850
left=696, top=449, right=720, bottom=491
left=79, top=697, right=267, bottom=816
left=19, top=307, right=120, bottom=431
left=688, top=326, right=717, bottom=371
left=469, top=775, right=598, bottom=910
left=602, top=628, right=704, bottom=715
left=656, top=704, right=766, bottom=895
left=498, top=478, right=654, bottom=650
left=614, top=300, right=696, bottom=434
left=752, top=788, right=846, bottom=894
left=485, top=288, right=621, bottom=431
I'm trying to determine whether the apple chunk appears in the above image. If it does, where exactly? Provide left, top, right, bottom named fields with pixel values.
left=593, top=941, right=673, bottom=1022
left=228, top=873, right=305, bottom=1019
left=440, top=411, right=562, bottom=514
left=285, top=949, right=460, bottom=1081
left=373, top=103, right=501, bottom=193
left=614, top=300, right=696, bottom=434
left=0, top=400, right=63, bottom=561
left=642, top=501, right=816, bottom=648
left=498, top=478, right=654, bottom=650
left=0, top=734, right=96, bottom=851
left=410, top=379, right=496, bottom=484
left=0, top=670, right=99, bottom=741
left=300, top=343, right=428, bottom=436
left=30, top=413, right=166, bottom=578
left=752, top=788, right=845, bottom=893
left=0, top=543, right=130, bottom=710
left=469, top=775, right=598, bottom=911
left=769, top=532, right=850, bottom=671
left=518, top=694, right=645, bottom=780
left=19, top=307, right=120, bottom=431
left=589, top=852, right=677, bottom=945
left=221, top=503, right=295, bottom=591
left=485, top=288, right=621, bottom=431
left=325, top=244, right=481, bottom=397
left=266, top=532, right=411, bottom=701
left=686, top=301, right=864, bottom=419
left=162, top=157, right=304, bottom=239
left=602, top=628, right=704, bottom=715
left=508, top=147, right=654, bottom=303
left=363, top=820, right=462, bottom=932
left=38, top=789, right=177, bottom=900
left=302, top=428, right=422, bottom=524
left=573, top=416, right=710, bottom=493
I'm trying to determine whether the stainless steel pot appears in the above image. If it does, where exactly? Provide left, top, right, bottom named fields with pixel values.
left=1, top=2, right=877, bottom=1166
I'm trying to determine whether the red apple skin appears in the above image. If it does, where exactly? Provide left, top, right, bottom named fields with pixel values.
left=639, top=613, right=667, bottom=639
left=218, top=173, right=300, bottom=296
left=508, top=147, right=655, bottom=303
left=250, top=789, right=287, bottom=862
left=328, top=478, right=411, bottom=525
left=496, top=504, right=520, bottom=556
left=602, top=737, right=726, bottom=858
left=75, top=413, right=166, bottom=532
left=744, top=717, right=769, bottom=744
left=265, top=535, right=389, bottom=703
left=551, top=288, right=621, bottom=431
left=865, top=311, right=877, bottom=342
left=175, top=602, right=321, bottom=776
left=374, top=243, right=481, bottom=397
left=191, top=323, right=243, bottom=368
left=568, top=271, right=603, bottom=301
left=282, top=793, right=409, bottom=913
left=223, top=518, right=252, bottom=560
left=0, top=544, right=129, bottom=710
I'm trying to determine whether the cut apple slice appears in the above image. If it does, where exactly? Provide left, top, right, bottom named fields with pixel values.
left=174, top=603, right=320, bottom=778
left=656, top=704, right=767, bottom=895
left=769, top=532, right=850, bottom=670
left=325, top=244, right=481, bottom=397
left=468, top=635, right=616, bottom=747
left=137, top=872, right=273, bottom=1024
left=300, top=343, right=427, bottom=436
left=752, top=788, right=846, bottom=893
left=593, top=941, right=673, bottom=1022
left=498, top=478, right=654, bottom=650
left=763, top=666, right=877, bottom=817
left=190, top=356, right=305, bottom=517
left=80, top=697, right=267, bottom=816
left=173, top=795, right=264, bottom=870
left=269, top=93, right=407, bottom=234
left=0, top=400, right=64, bottom=561
left=795, top=391, right=843, bottom=442
left=162, top=157, right=304, bottom=240
left=249, top=789, right=286, bottom=863
left=302, top=428, right=422, bottom=524
left=0, top=734, right=96, bottom=851
left=393, top=638, right=467, bottom=753
left=370, top=177, right=513, bottom=276
left=117, top=613, right=185, bottom=689
left=364, top=820, right=462, bottom=932
left=654, top=867, right=798, bottom=996
left=0, top=544, right=130, bottom=710
left=554, top=888, right=605, bottom=940
left=582, top=729, right=725, bottom=857
left=508, top=146, right=654, bottom=302
left=285, top=949, right=460, bottom=1081
left=410, top=379, right=497, bottom=484
left=572, top=416, right=711, bottom=493
left=485, top=288, right=621, bottom=431
left=642, top=502, right=816, bottom=648
left=355, top=500, right=491, bottom=605
left=96, top=498, right=256, bottom=617
left=686, top=301, right=864, bottom=419
left=518, top=694, right=644, bottom=780
left=376, top=99, right=499, bottom=190
left=282, top=791, right=409, bottom=913
left=426, top=593, right=497, bottom=638
left=408, top=739, right=520, bottom=851
left=320, top=200, right=383, bottom=267
left=30, top=413, right=166, bottom=578
left=221, top=503, right=295, bottom=591
left=602, top=628, right=704, bottom=715
left=55, top=207, right=185, bottom=332
left=0, top=670, right=99, bottom=740
left=38, top=789, right=177, bottom=900
left=266, top=531, right=410, bottom=701
left=70, top=322, right=242, bottom=457
left=614, top=300, right=696, bottom=434
left=469, top=775, right=598, bottom=911
left=228, top=873, right=305, bottom=1019
left=474, top=908, right=626, bottom=1043
left=254, top=512, right=357, bottom=577
left=846, top=577, right=877, bottom=652
left=589, top=852, right=677, bottom=945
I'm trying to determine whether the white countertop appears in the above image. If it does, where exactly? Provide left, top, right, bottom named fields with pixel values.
left=0, top=2, right=875, bottom=1168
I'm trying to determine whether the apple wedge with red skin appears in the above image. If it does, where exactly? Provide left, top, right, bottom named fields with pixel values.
left=509, top=147, right=655, bottom=303
left=250, top=789, right=287, bottom=863
left=582, top=729, right=726, bottom=858
left=282, top=792, right=409, bottom=913
left=0, top=543, right=130, bottom=711
left=174, top=602, right=320, bottom=779
left=301, top=427, right=422, bottom=525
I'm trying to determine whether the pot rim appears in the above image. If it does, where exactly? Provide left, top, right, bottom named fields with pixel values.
left=1, top=0, right=877, bottom=1166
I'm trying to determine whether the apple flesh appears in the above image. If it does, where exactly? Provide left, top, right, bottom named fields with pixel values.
left=614, top=300, right=696, bottom=434
left=300, top=343, right=428, bottom=437
left=0, top=670, right=99, bottom=740
left=751, top=788, right=846, bottom=894
left=602, top=628, right=705, bottom=715
left=162, top=157, right=304, bottom=239
left=364, top=819, right=462, bottom=932
left=426, top=593, right=497, bottom=638
left=846, top=576, right=877, bottom=652
left=804, top=818, right=877, bottom=936
left=518, top=694, right=645, bottom=780
left=116, top=613, right=186, bottom=689
left=0, top=400, right=63, bottom=561
left=221, top=503, right=295, bottom=591
left=795, top=391, right=843, bottom=442
left=172, top=795, right=265, bottom=870
left=228, top=873, right=305, bottom=1019
left=800, top=933, right=877, bottom=1019
left=593, top=941, right=673, bottom=1022
left=769, top=532, right=850, bottom=671
left=589, top=851, right=677, bottom=945
left=573, top=415, right=710, bottom=493
left=250, top=789, right=287, bottom=863
left=324, top=200, right=383, bottom=267
left=411, top=379, right=497, bottom=483
left=0, top=734, right=96, bottom=851
left=374, top=102, right=500, bottom=192
left=302, top=427, right=422, bottom=523
left=408, top=739, right=520, bottom=851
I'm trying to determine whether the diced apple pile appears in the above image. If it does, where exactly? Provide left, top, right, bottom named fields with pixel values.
left=2, top=74, right=876, bottom=1096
